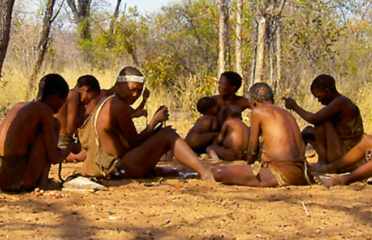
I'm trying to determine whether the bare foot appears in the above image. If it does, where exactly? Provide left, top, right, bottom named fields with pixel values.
left=37, top=178, right=62, bottom=191
left=200, top=169, right=216, bottom=182
left=314, top=175, right=337, bottom=188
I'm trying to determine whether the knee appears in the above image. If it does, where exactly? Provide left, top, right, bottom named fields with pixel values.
left=160, top=127, right=178, bottom=138
left=302, top=126, right=313, bottom=135
left=212, top=167, right=226, bottom=182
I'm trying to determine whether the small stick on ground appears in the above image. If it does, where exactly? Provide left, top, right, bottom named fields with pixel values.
left=301, top=201, right=310, bottom=217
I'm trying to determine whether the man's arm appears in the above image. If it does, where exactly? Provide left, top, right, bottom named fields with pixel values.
left=85, top=97, right=99, bottom=117
left=40, top=106, right=79, bottom=164
left=283, top=97, right=343, bottom=124
left=65, top=91, right=81, bottom=136
left=247, top=109, right=261, bottom=164
left=215, top=123, right=227, bottom=145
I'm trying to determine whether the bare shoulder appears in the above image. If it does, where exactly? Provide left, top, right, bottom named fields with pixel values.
left=67, top=90, right=79, bottom=101
left=109, top=96, right=131, bottom=116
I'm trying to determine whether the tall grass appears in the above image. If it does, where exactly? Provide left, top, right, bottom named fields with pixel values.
left=0, top=68, right=371, bottom=133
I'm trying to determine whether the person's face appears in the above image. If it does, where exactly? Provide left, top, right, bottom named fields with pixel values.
left=218, top=76, right=236, bottom=96
left=116, top=81, right=144, bottom=105
left=80, top=87, right=100, bottom=105
left=311, top=88, right=332, bottom=105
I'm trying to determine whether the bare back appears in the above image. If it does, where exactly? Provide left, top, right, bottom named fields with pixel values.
left=221, top=118, right=250, bottom=153
left=251, top=104, right=305, bottom=163
left=189, top=115, right=219, bottom=134
left=0, top=102, right=54, bottom=156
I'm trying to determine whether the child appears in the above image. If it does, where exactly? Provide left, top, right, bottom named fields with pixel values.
left=283, top=74, right=364, bottom=172
left=0, top=74, right=81, bottom=192
left=55, top=75, right=100, bottom=162
left=212, top=83, right=310, bottom=187
left=206, top=104, right=250, bottom=161
left=185, top=97, right=219, bottom=153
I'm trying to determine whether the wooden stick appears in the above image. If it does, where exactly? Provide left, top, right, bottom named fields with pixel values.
left=301, top=201, right=310, bottom=217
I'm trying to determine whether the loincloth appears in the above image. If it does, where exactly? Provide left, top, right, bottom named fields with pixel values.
left=0, top=155, right=27, bottom=192
left=57, top=134, right=74, bottom=149
left=259, top=158, right=312, bottom=186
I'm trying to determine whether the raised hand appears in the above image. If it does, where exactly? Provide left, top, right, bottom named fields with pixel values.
left=143, top=88, right=150, bottom=100
left=282, top=97, right=298, bottom=110
left=153, top=105, right=169, bottom=125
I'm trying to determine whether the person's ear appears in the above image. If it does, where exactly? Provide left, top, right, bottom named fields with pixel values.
left=324, top=88, right=331, bottom=95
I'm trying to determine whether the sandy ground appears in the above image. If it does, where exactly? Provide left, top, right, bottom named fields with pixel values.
left=1, top=123, right=372, bottom=240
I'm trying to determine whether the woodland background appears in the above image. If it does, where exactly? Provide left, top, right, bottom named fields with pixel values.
left=1, top=0, right=372, bottom=130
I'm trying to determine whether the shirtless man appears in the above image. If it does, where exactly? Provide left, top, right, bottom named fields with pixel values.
left=185, top=97, right=219, bottom=153
left=212, top=83, right=310, bottom=187
left=211, top=71, right=250, bottom=112
left=55, top=75, right=100, bottom=162
left=85, top=75, right=150, bottom=118
left=79, top=67, right=214, bottom=181
left=206, top=105, right=250, bottom=161
left=0, top=74, right=81, bottom=192
left=283, top=74, right=364, bottom=172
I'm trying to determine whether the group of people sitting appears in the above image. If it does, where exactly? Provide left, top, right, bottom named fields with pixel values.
left=0, top=66, right=370, bottom=192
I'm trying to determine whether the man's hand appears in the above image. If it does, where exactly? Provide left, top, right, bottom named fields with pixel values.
left=153, top=106, right=169, bottom=125
left=247, top=152, right=258, bottom=165
left=366, top=149, right=372, bottom=162
left=143, top=88, right=150, bottom=100
left=282, top=97, right=298, bottom=110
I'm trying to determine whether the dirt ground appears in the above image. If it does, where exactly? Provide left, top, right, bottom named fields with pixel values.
left=0, top=123, right=372, bottom=240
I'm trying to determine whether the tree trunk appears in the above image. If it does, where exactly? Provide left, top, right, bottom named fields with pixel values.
left=218, top=0, right=227, bottom=78
left=66, top=0, right=92, bottom=41
left=275, top=18, right=282, bottom=93
left=0, top=0, right=15, bottom=79
left=27, top=0, right=57, bottom=100
left=108, top=0, right=122, bottom=36
left=254, top=16, right=266, bottom=83
left=235, top=0, right=243, bottom=94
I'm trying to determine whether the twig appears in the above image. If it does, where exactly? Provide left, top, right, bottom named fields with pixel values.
left=301, top=201, right=310, bottom=217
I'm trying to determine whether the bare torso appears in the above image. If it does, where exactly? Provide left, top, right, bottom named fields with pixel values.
left=211, top=95, right=250, bottom=112
left=329, top=95, right=360, bottom=125
left=85, top=90, right=110, bottom=116
left=252, top=104, right=305, bottom=163
left=55, top=91, right=85, bottom=136
left=0, top=102, right=53, bottom=156
left=222, top=119, right=250, bottom=153
left=189, top=115, right=219, bottom=134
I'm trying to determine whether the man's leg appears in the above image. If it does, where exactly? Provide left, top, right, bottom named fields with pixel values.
left=23, top=119, right=61, bottom=190
left=321, top=160, right=372, bottom=188
left=117, top=128, right=214, bottom=181
left=212, top=165, right=278, bottom=187
left=206, top=145, right=235, bottom=161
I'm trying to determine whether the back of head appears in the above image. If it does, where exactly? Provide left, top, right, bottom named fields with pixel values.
left=310, top=74, right=336, bottom=93
left=221, top=71, right=242, bottom=92
left=76, top=75, right=101, bottom=93
left=248, top=82, right=274, bottom=103
left=36, top=74, right=69, bottom=101
left=222, top=104, right=242, bottom=120
left=197, top=97, right=216, bottom=114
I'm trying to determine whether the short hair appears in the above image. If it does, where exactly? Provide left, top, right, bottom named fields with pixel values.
left=248, top=82, right=274, bottom=103
left=76, top=75, right=101, bottom=93
left=197, top=97, right=216, bottom=114
left=36, top=74, right=69, bottom=101
left=222, top=104, right=242, bottom=120
left=221, top=71, right=242, bottom=92
left=119, top=66, right=143, bottom=77
left=310, top=74, right=337, bottom=93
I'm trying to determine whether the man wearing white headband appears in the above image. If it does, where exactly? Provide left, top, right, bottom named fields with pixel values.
left=79, top=66, right=214, bottom=181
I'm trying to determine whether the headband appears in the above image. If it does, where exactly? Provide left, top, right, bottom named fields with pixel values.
left=117, top=75, right=146, bottom=83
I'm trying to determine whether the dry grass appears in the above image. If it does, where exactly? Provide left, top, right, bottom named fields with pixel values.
left=0, top=68, right=371, bottom=133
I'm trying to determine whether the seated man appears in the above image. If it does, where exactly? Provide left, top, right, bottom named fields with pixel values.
left=55, top=75, right=101, bottom=162
left=85, top=76, right=150, bottom=118
left=206, top=105, right=250, bottom=161
left=211, top=71, right=250, bottom=112
left=213, top=83, right=310, bottom=187
left=79, top=67, right=214, bottom=181
left=0, top=74, right=81, bottom=192
left=315, top=134, right=372, bottom=187
left=283, top=74, right=364, bottom=172
left=185, top=97, right=219, bottom=154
